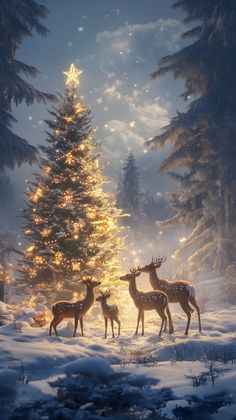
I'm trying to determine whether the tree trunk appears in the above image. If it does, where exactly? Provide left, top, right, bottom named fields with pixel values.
left=0, top=280, right=4, bottom=302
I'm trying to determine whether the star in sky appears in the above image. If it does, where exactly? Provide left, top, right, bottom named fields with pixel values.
left=63, top=63, right=82, bottom=87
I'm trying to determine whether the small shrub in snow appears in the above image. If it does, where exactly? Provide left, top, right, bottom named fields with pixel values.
left=121, top=347, right=158, bottom=369
left=186, top=360, right=227, bottom=388
left=173, top=391, right=233, bottom=419
left=18, top=363, right=31, bottom=384
left=185, top=371, right=208, bottom=387
left=204, top=360, right=227, bottom=387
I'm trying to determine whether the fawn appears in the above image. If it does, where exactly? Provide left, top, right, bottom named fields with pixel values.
left=49, top=278, right=101, bottom=337
left=138, top=257, right=201, bottom=335
left=120, top=268, right=173, bottom=336
left=96, top=290, right=121, bottom=338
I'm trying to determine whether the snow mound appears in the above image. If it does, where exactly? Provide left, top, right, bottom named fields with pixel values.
left=0, top=301, right=7, bottom=315
left=63, top=356, right=114, bottom=378
left=0, top=368, right=18, bottom=403
left=35, top=303, right=48, bottom=313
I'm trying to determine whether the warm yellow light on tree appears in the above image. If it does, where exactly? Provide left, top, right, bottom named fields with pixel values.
left=31, top=187, right=43, bottom=203
left=27, top=244, right=35, bottom=253
left=41, top=228, right=52, bottom=238
left=33, top=255, right=44, bottom=265
left=72, top=261, right=81, bottom=271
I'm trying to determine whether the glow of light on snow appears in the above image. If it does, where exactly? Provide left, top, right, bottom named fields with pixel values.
left=129, top=121, right=135, bottom=127
left=28, top=116, right=33, bottom=120
left=78, top=26, right=84, bottom=32
left=143, top=149, right=148, bottom=154
left=179, top=237, right=187, bottom=243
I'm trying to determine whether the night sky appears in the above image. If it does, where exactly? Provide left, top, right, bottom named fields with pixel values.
left=12, top=0, right=186, bottom=197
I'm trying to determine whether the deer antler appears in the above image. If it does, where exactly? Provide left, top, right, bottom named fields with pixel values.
left=130, top=268, right=140, bottom=275
left=154, top=256, right=167, bottom=266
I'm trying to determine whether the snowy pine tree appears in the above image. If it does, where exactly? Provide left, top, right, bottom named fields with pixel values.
left=148, top=0, right=236, bottom=274
left=223, top=263, right=236, bottom=305
left=18, top=65, right=124, bottom=301
left=0, top=0, right=54, bottom=170
left=143, top=191, right=170, bottom=224
left=116, top=153, right=142, bottom=227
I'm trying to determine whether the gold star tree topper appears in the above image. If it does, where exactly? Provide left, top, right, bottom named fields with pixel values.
left=63, top=63, right=82, bottom=87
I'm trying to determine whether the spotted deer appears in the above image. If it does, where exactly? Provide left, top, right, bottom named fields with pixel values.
left=49, top=278, right=101, bottom=337
left=120, top=268, right=174, bottom=336
left=96, top=290, right=121, bottom=338
left=138, top=257, right=201, bottom=335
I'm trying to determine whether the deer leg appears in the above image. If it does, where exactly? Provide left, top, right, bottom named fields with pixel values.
left=166, top=305, right=174, bottom=334
left=49, top=318, right=55, bottom=336
left=114, top=317, right=121, bottom=335
left=73, top=316, right=79, bottom=337
left=135, top=309, right=141, bottom=335
left=141, top=310, right=145, bottom=336
left=155, top=308, right=167, bottom=337
left=163, top=318, right=167, bottom=332
left=189, top=296, right=202, bottom=332
left=104, top=317, right=108, bottom=338
left=179, top=301, right=191, bottom=335
left=80, top=317, right=84, bottom=336
left=53, top=317, right=62, bottom=336
left=110, top=318, right=115, bottom=338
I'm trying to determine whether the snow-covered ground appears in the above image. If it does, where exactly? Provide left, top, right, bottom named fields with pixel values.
left=0, top=274, right=236, bottom=418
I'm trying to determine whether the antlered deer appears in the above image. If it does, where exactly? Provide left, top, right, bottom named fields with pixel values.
left=120, top=268, right=174, bottom=336
left=96, top=290, right=121, bottom=338
left=49, top=278, right=101, bottom=337
left=138, top=257, right=201, bottom=335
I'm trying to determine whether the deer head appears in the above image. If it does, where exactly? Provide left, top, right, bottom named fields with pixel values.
left=81, top=277, right=101, bottom=288
left=120, top=268, right=141, bottom=282
left=139, top=256, right=167, bottom=272
left=96, top=289, right=111, bottom=302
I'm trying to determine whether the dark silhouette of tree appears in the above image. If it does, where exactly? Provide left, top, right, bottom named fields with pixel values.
left=0, top=0, right=55, bottom=170
left=116, top=153, right=142, bottom=227
left=149, top=0, right=236, bottom=274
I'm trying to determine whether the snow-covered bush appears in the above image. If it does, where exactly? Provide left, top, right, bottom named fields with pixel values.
left=173, top=391, right=233, bottom=419
left=0, top=368, right=18, bottom=416
left=11, top=357, right=174, bottom=419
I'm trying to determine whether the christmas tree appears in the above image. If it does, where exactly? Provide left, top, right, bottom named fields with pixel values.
left=148, top=0, right=236, bottom=274
left=18, top=64, right=124, bottom=301
left=116, top=153, right=142, bottom=227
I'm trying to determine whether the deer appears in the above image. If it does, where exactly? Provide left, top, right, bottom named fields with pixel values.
left=96, top=290, right=121, bottom=338
left=138, top=257, right=201, bottom=335
left=120, top=268, right=174, bottom=337
left=49, top=278, right=101, bottom=337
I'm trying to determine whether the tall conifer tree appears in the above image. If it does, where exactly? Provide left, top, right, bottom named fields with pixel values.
left=18, top=64, right=124, bottom=300
left=149, top=0, right=236, bottom=273
left=116, top=153, right=142, bottom=227
left=0, top=0, right=54, bottom=169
